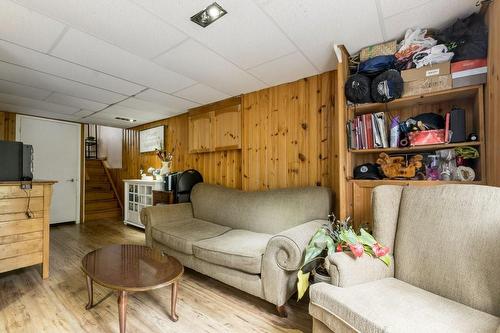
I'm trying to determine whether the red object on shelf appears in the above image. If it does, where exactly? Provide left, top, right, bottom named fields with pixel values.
left=408, top=129, right=446, bottom=146
left=451, top=59, right=487, bottom=73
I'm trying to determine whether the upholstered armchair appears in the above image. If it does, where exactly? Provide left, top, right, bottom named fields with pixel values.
left=309, top=185, right=500, bottom=333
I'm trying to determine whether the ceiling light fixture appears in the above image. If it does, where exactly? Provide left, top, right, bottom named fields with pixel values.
left=115, top=117, right=136, bottom=123
left=191, top=2, right=227, bottom=28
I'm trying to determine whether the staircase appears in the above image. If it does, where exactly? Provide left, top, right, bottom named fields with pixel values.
left=85, top=159, right=122, bottom=221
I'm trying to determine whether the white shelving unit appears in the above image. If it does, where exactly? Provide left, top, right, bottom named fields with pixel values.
left=123, top=179, right=164, bottom=228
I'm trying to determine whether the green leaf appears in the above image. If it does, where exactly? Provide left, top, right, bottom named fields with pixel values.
left=325, top=237, right=336, bottom=256
left=358, top=228, right=377, bottom=246
left=297, top=270, right=311, bottom=301
left=378, top=254, right=392, bottom=267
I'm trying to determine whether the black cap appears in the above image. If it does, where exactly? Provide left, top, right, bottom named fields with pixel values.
left=354, top=163, right=382, bottom=180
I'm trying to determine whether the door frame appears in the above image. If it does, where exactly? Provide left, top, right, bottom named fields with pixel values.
left=15, top=115, right=82, bottom=224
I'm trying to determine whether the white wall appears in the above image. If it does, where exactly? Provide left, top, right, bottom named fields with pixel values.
left=97, top=126, right=122, bottom=168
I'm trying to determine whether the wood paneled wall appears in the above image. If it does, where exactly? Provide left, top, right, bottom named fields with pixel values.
left=0, top=111, right=16, bottom=141
left=486, top=1, right=500, bottom=186
left=242, top=72, right=334, bottom=191
left=115, top=113, right=242, bottom=199
left=117, top=71, right=336, bottom=200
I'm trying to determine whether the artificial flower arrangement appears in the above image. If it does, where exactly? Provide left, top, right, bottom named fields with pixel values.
left=155, top=147, right=173, bottom=162
left=296, top=215, right=391, bottom=300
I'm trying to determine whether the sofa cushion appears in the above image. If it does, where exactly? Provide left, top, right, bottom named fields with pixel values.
left=193, top=229, right=272, bottom=274
left=309, top=278, right=500, bottom=333
left=395, top=185, right=500, bottom=316
left=190, top=183, right=332, bottom=234
left=152, top=218, right=231, bottom=255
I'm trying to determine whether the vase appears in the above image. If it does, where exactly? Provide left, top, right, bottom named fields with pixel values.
left=312, top=267, right=331, bottom=284
left=160, top=161, right=171, bottom=176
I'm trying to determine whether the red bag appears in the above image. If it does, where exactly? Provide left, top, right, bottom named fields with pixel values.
left=408, top=129, right=446, bottom=146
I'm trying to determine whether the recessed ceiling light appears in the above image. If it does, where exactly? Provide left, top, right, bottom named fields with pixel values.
left=191, top=2, right=227, bottom=28
left=115, top=117, right=136, bottom=123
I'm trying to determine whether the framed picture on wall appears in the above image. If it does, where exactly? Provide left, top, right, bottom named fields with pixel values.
left=139, top=126, right=165, bottom=153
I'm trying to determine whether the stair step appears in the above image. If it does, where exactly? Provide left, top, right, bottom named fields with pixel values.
left=86, top=199, right=119, bottom=211
left=85, top=192, right=115, bottom=201
left=85, top=207, right=122, bottom=221
left=86, top=183, right=111, bottom=191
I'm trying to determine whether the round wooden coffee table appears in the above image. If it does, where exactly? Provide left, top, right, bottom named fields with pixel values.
left=82, top=244, right=183, bottom=333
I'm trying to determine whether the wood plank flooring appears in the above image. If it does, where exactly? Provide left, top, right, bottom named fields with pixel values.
left=0, top=219, right=311, bottom=333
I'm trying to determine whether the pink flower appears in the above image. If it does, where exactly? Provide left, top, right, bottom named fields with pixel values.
left=349, top=243, right=364, bottom=257
left=372, top=243, right=390, bottom=257
left=336, top=244, right=343, bottom=252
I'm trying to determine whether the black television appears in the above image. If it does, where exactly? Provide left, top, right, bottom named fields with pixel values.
left=0, top=140, right=33, bottom=181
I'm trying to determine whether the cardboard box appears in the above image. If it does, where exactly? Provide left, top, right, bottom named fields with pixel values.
left=403, top=75, right=452, bottom=97
left=401, top=62, right=451, bottom=82
left=453, top=73, right=487, bottom=88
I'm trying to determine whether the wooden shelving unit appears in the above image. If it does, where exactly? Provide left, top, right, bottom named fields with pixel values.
left=350, top=141, right=481, bottom=154
left=334, top=46, right=487, bottom=229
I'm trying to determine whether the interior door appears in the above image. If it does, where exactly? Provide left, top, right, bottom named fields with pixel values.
left=17, top=115, right=81, bottom=224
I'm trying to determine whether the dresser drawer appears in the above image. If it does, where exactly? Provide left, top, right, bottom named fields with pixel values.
left=0, top=197, right=44, bottom=214
left=0, top=185, right=44, bottom=199
left=0, top=218, right=44, bottom=237
left=0, top=252, right=43, bottom=274
left=0, top=239, right=43, bottom=260
left=0, top=231, right=42, bottom=245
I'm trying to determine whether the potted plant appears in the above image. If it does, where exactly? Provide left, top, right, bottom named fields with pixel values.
left=296, top=214, right=391, bottom=301
left=155, top=147, right=174, bottom=177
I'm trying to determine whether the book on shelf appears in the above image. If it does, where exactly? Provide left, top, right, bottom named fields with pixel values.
left=348, top=112, right=389, bottom=150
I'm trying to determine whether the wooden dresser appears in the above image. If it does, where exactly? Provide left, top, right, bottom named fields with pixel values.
left=0, top=180, right=55, bottom=279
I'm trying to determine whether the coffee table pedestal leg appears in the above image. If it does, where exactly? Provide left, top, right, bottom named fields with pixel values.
left=118, top=291, right=128, bottom=333
left=170, top=282, right=179, bottom=322
left=85, top=275, right=93, bottom=310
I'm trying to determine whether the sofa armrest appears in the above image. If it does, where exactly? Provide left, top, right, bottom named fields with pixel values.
left=328, top=251, right=394, bottom=288
left=261, top=219, right=325, bottom=306
left=140, top=203, right=193, bottom=246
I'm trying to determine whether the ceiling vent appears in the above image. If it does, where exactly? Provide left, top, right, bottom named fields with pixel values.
left=190, top=2, right=227, bottom=28
left=115, top=117, right=136, bottom=123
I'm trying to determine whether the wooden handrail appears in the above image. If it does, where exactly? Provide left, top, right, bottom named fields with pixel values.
left=101, top=160, right=124, bottom=211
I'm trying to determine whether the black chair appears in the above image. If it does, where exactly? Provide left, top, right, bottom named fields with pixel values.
left=175, top=169, right=203, bottom=203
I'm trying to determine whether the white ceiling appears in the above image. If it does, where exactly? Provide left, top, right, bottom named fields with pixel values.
left=0, top=0, right=478, bottom=128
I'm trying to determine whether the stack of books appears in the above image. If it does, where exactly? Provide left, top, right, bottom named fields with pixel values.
left=347, top=112, right=389, bottom=150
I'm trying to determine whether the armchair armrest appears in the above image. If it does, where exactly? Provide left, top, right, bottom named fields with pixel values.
left=261, top=219, right=325, bottom=306
left=140, top=203, right=193, bottom=246
left=328, top=251, right=394, bottom=288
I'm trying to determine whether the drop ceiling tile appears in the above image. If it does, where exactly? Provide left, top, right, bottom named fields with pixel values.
left=254, top=0, right=384, bottom=70
left=14, top=0, right=187, bottom=59
left=379, top=0, right=432, bottom=18
left=0, top=79, right=52, bottom=100
left=134, top=89, right=200, bottom=110
left=72, top=109, right=95, bottom=118
left=155, top=39, right=265, bottom=95
left=0, top=39, right=144, bottom=95
left=0, top=0, right=66, bottom=52
left=133, top=0, right=296, bottom=69
left=0, top=102, right=80, bottom=122
left=383, top=0, right=479, bottom=40
left=45, top=93, right=107, bottom=111
left=118, top=97, right=175, bottom=114
left=0, top=92, right=79, bottom=114
left=248, top=52, right=317, bottom=86
left=95, top=104, right=168, bottom=122
left=0, top=61, right=126, bottom=104
left=51, top=29, right=195, bottom=93
left=173, top=83, right=230, bottom=105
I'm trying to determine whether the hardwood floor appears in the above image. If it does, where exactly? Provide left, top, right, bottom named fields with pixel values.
left=0, top=219, right=311, bottom=333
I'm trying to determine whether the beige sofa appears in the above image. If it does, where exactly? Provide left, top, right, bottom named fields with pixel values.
left=141, top=183, right=332, bottom=316
left=310, top=185, right=500, bottom=333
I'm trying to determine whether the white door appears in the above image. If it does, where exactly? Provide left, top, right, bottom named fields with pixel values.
left=17, top=115, right=81, bottom=224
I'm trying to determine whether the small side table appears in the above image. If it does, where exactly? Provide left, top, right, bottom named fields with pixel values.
left=153, top=190, right=175, bottom=206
